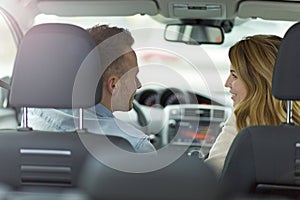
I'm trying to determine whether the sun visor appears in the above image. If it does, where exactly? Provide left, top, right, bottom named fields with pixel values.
left=238, top=1, right=300, bottom=21
left=38, top=0, right=158, bottom=16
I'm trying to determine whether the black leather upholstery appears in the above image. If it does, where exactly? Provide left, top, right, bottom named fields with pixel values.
left=220, top=22, right=300, bottom=199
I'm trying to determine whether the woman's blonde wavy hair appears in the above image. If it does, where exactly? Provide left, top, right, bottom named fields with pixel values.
left=229, top=34, right=300, bottom=131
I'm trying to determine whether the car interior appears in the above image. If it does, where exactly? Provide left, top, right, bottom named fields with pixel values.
left=0, top=0, right=300, bottom=199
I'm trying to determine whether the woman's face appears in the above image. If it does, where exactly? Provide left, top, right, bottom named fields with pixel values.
left=225, top=66, right=248, bottom=106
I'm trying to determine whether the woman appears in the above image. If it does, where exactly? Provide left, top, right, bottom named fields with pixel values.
left=205, top=34, right=300, bottom=175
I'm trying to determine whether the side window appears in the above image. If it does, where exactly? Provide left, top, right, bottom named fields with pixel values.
left=0, top=15, right=17, bottom=107
left=0, top=16, right=16, bottom=77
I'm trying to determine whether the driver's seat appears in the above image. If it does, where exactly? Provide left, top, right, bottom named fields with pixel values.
left=0, top=23, right=133, bottom=189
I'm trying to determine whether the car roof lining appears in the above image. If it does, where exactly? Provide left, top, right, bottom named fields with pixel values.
left=34, top=0, right=300, bottom=21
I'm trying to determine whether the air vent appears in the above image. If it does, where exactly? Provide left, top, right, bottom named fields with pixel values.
left=213, top=109, right=225, bottom=119
left=184, top=108, right=210, bottom=118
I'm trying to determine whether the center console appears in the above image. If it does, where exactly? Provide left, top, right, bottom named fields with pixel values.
left=161, top=104, right=230, bottom=157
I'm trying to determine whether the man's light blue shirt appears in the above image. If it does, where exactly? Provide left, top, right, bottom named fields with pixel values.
left=27, top=103, right=155, bottom=153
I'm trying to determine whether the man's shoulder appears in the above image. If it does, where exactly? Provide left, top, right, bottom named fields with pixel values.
left=29, top=108, right=73, bottom=117
left=28, top=108, right=76, bottom=131
left=109, top=117, right=147, bottom=137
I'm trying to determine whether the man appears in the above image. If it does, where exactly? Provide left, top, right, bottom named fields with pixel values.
left=27, top=25, right=155, bottom=153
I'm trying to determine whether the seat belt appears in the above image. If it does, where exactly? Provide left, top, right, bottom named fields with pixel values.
left=0, top=80, right=10, bottom=90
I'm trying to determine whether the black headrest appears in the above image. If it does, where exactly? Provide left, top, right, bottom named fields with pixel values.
left=9, top=23, right=102, bottom=108
left=272, top=22, right=300, bottom=100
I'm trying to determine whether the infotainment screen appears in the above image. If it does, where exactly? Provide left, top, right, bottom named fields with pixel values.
left=163, top=104, right=228, bottom=147
left=168, top=120, right=221, bottom=147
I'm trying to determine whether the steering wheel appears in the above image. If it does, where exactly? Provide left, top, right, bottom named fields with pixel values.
left=132, top=100, right=161, bottom=147
left=132, top=100, right=148, bottom=127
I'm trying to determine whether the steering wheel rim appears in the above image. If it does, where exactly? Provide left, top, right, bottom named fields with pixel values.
left=132, top=100, right=148, bottom=127
left=133, top=100, right=162, bottom=148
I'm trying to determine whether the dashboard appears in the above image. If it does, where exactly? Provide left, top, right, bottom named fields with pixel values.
left=135, top=88, right=223, bottom=108
left=115, top=87, right=231, bottom=155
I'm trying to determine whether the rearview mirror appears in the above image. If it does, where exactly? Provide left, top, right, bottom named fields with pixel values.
left=164, top=24, right=224, bottom=45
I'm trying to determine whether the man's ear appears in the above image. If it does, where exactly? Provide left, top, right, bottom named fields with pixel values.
left=106, top=76, right=119, bottom=94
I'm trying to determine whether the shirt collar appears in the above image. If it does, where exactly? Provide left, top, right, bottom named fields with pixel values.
left=94, top=103, right=114, bottom=118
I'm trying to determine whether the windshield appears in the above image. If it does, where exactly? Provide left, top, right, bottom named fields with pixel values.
left=34, top=15, right=295, bottom=102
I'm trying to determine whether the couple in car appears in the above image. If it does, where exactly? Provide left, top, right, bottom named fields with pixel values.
left=28, top=24, right=300, bottom=172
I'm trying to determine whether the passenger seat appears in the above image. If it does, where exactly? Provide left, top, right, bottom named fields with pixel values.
left=219, top=21, right=300, bottom=199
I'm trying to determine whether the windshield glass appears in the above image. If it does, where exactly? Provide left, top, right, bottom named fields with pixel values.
left=34, top=14, right=296, bottom=106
